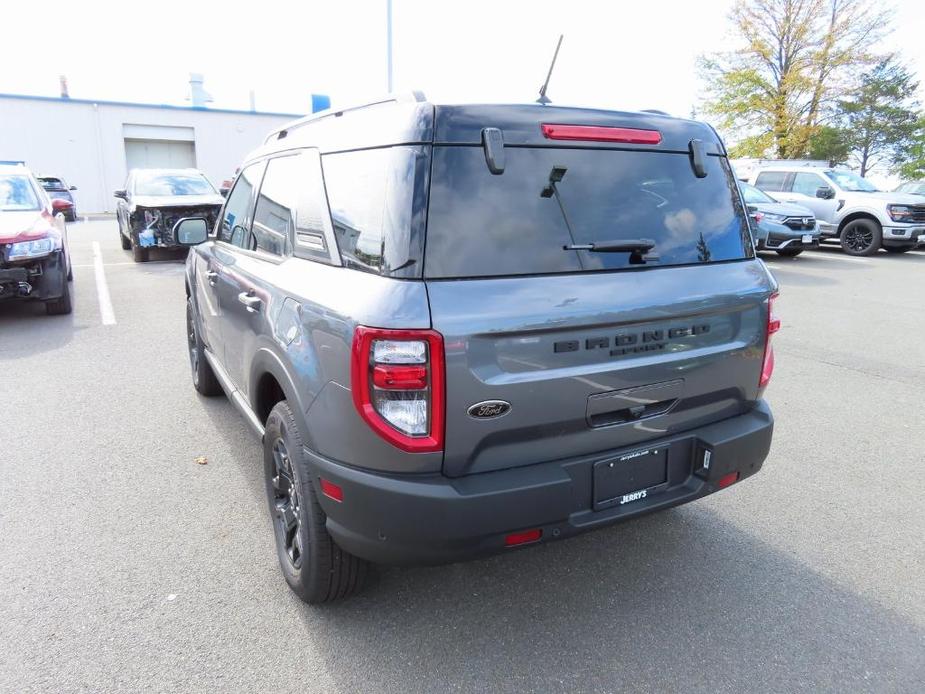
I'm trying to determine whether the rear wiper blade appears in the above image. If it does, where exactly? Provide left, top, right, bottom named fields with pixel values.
left=564, top=238, right=659, bottom=265
left=564, top=238, right=655, bottom=252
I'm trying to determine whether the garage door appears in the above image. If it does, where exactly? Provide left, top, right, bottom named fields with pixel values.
left=124, top=139, right=196, bottom=170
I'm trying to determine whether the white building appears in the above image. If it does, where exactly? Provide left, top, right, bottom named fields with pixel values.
left=0, top=85, right=300, bottom=213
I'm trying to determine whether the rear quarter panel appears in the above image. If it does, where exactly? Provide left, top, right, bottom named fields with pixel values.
left=259, top=260, right=442, bottom=473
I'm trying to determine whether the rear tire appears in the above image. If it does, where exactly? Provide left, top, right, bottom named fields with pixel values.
left=264, top=401, right=368, bottom=604
left=883, top=245, right=913, bottom=254
left=776, top=247, right=804, bottom=257
left=186, top=297, right=223, bottom=396
left=840, top=219, right=881, bottom=256
left=119, top=229, right=131, bottom=250
left=45, top=274, right=72, bottom=315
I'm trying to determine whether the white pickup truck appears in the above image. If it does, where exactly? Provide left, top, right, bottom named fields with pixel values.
left=741, top=163, right=925, bottom=255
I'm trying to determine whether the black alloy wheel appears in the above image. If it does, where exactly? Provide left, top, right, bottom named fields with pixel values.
left=270, top=438, right=304, bottom=570
left=263, top=401, right=368, bottom=603
left=186, top=297, right=222, bottom=395
left=840, top=219, right=880, bottom=256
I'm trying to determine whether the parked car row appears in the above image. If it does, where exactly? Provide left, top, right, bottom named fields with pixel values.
left=0, top=164, right=72, bottom=314
left=736, top=162, right=925, bottom=257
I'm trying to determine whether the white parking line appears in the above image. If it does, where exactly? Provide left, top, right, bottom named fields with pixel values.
left=804, top=252, right=871, bottom=264
left=92, top=241, right=117, bottom=325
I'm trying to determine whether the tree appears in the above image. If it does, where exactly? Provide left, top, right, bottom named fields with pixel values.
left=807, top=125, right=851, bottom=166
left=837, top=56, right=920, bottom=176
left=700, top=0, right=892, bottom=158
left=896, top=117, right=925, bottom=181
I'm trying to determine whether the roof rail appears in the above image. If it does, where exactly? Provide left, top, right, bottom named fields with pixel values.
left=265, top=91, right=427, bottom=143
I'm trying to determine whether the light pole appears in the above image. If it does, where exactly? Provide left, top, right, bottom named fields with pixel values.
left=386, top=0, right=393, bottom=93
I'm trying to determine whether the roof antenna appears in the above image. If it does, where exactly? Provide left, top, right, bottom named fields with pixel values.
left=536, top=34, right=563, bottom=105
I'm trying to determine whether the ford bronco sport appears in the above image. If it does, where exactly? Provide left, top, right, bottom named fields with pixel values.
left=176, top=94, right=778, bottom=603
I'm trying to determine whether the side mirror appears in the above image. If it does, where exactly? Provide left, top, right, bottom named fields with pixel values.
left=114, top=189, right=128, bottom=200
left=51, top=198, right=73, bottom=211
left=173, top=217, right=209, bottom=246
left=816, top=186, right=835, bottom=200
left=219, top=187, right=229, bottom=198
left=69, top=185, right=78, bottom=191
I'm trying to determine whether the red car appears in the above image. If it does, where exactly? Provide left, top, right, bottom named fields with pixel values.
left=0, top=164, right=72, bottom=315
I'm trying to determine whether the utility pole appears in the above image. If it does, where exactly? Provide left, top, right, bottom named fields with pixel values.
left=386, top=0, right=394, bottom=93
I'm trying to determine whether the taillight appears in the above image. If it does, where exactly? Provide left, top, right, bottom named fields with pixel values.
left=541, top=123, right=662, bottom=144
left=351, top=326, right=445, bottom=453
left=759, top=293, right=780, bottom=388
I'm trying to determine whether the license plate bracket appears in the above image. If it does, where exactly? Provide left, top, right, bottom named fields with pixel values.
left=593, top=447, right=669, bottom=511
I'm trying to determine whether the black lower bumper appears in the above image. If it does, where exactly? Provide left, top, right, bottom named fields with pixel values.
left=0, top=253, right=67, bottom=302
left=306, top=401, right=774, bottom=565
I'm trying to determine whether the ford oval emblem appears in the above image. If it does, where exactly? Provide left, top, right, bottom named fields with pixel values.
left=467, top=400, right=512, bottom=419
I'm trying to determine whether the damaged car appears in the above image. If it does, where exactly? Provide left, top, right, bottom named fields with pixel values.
left=0, top=164, right=72, bottom=315
left=115, top=168, right=223, bottom=262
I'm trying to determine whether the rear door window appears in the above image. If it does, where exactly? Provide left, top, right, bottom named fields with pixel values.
left=424, top=147, right=752, bottom=279
left=321, top=146, right=428, bottom=278
left=754, top=171, right=789, bottom=192
left=792, top=172, right=826, bottom=197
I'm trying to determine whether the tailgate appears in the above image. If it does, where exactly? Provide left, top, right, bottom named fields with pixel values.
left=428, top=261, right=775, bottom=477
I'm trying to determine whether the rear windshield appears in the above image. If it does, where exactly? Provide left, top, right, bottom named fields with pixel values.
left=38, top=177, right=65, bottom=190
left=425, top=147, right=752, bottom=279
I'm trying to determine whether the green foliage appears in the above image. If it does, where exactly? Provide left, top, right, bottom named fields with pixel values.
left=895, top=118, right=925, bottom=181
left=837, top=56, right=920, bottom=176
left=700, top=0, right=892, bottom=158
left=807, top=126, right=851, bottom=166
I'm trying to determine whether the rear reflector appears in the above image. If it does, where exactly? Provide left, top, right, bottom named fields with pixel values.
left=541, top=123, right=662, bottom=145
left=505, top=528, right=542, bottom=547
left=319, top=478, right=343, bottom=502
left=717, top=472, right=739, bottom=489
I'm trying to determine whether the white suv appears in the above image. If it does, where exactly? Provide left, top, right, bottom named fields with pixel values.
left=747, top=165, right=925, bottom=255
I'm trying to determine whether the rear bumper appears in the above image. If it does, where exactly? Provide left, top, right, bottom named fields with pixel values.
left=307, top=401, right=773, bottom=565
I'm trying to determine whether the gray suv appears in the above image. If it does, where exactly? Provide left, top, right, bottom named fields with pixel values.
left=176, top=94, right=778, bottom=603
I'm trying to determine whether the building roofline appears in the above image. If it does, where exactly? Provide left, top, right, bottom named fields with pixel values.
left=0, top=92, right=303, bottom=118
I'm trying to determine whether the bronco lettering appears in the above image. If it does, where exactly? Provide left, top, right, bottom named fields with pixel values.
left=554, top=324, right=710, bottom=355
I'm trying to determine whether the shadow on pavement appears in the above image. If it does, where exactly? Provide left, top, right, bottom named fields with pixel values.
left=0, top=288, right=79, bottom=359
left=302, top=506, right=924, bottom=693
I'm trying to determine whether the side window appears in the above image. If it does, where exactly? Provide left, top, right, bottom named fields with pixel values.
left=219, top=163, right=262, bottom=244
left=792, top=172, right=825, bottom=196
left=321, top=146, right=427, bottom=278
left=754, top=171, right=788, bottom=192
left=252, top=150, right=334, bottom=261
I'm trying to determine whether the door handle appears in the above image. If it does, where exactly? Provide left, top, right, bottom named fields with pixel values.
left=206, top=270, right=219, bottom=286
left=238, top=291, right=262, bottom=313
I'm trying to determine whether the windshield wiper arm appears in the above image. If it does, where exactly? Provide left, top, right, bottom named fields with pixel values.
left=564, top=238, right=659, bottom=264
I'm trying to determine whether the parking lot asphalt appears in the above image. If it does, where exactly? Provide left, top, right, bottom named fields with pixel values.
left=1, top=219, right=923, bottom=694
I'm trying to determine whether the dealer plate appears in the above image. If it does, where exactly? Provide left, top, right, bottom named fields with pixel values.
left=593, top=447, right=667, bottom=510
